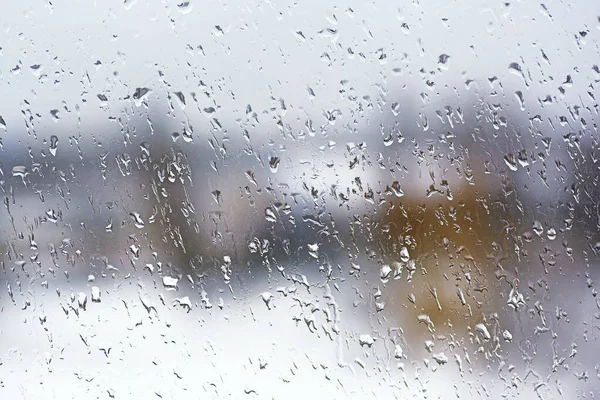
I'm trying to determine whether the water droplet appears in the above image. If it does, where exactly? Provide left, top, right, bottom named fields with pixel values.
left=383, top=134, right=394, bottom=146
left=532, top=220, right=544, bottom=236
left=133, top=87, right=151, bottom=107
left=211, top=190, right=222, bottom=205
left=359, top=334, right=375, bottom=347
left=130, top=212, right=145, bottom=228
left=268, top=156, right=280, bottom=173
left=49, top=135, right=59, bottom=156
left=391, top=181, right=404, bottom=197
left=417, top=314, right=435, bottom=331
left=507, top=288, right=526, bottom=310
left=424, top=340, right=434, bottom=352
left=522, top=231, right=534, bottom=242
left=50, top=109, right=60, bottom=122
left=475, top=323, right=491, bottom=340
left=77, top=292, right=88, bottom=310
left=307, top=243, right=319, bottom=259
left=261, top=292, right=274, bottom=310
left=400, top=247, right=410, bottom=263
left=245, top=170, right=258, bottom=185
left=504, top=153, right=518, bottom=171
left=173, top=92, right=186, bottom=109
left=265, top=207, right=277, bottom=223
left=173, top=296, right=192, bottom=310
left=433, top=352, right=448, bottom=365
left=91, top=286, right=101, bottom=302
left=124, top=0, right=138, bottom=10
left=438, top=54, right=450, bottom=70
left=394, top=345, right=405, bottom=359
left=176, top=1, right=193, bottom=14
left=162, top=276, right=179, bottom=290
left=12, top=166, right=29, bottom=178
left=380, top=264, right=392, bottom=283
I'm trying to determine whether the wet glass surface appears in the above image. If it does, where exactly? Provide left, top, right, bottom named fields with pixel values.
left=0, top=1, right=599, bottom=398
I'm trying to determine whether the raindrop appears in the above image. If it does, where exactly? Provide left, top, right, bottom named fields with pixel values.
left=307, top=243, right=319, bottom=259
left=173, top=296, right=192, bottom=310
left=475, top=323, right=491, bottom=340
left=162, top=276, right=179, bottom=290
left=268, top=156, right=280, bottom=173
left=133, top=87, right=151, bottom=106
left=391, top=181, right=404, bottom=197
left=438, top=54, right=450, bottom=70
left=504, top=153, right=518, bottom=171
left=176, top=1, right=193, bottom=14
left=507, top=288, right=526, bottom=310
left=424, top=340, right=434, bottom=352
left=49, top=135, right=59, bottom=156
left=50, top=109, right=60, bottom=121
left=265, top=207, right=277, bottom=223
left=432, top=353, right=448, bottom=365
left=394, top=345, right=405, bottom=359
left=532, top=220, right=544, bottom=236
left=77, top=292, right=88, bottom=310
left=399, top=247, right=410, bottom=263
left=124, top=0, right=138, bottom=10
left=130, top=212, right=145, bottom=228
left=380, top=264, right=392, bottom=283
left=261, top=292, right=274, bottom=310
left=359, top=334, right=375, bottom=347
left=12, top=166, right=29, bottom=178
left=383, top=134, right=394, bottom=146
left=91, top=287, right=101, bottom=303
left=418, top=314, right=435, bottom=331
left=173, top=91, right=186, bottom=109
left=211, top=190, right=222, bottom=205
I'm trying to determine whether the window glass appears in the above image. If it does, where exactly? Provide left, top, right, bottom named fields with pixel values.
left=0, top=1, right=599, bottom=398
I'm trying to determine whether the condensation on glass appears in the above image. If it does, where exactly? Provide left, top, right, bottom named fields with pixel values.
left=0, top=1, right=599, bottom=399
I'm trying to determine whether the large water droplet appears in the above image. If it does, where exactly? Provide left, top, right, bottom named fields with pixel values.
left=91, top=287, right=101, bottom=303
left=268, top=156, right=280, bottom=173
left=265, top=207, right=277, bottom=223
left=162, top=276, right=179, bottom=290
left=359, top=334, right=375, bottom=347
left=48, top=135, right=59, bottom=156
